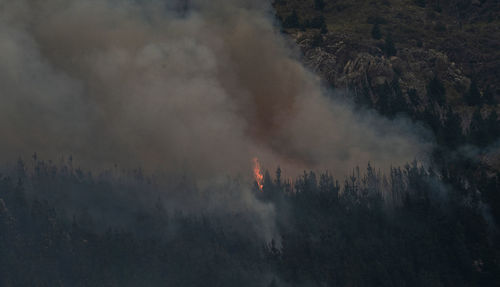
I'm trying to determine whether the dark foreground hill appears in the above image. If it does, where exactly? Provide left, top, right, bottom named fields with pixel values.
left=0, top=158, right=499, bottom=286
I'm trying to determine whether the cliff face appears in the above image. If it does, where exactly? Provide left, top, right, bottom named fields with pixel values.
left=297, top=32, right=470, bottom=107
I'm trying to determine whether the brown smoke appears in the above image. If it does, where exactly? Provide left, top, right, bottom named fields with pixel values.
left=0, top=0, right=431, bottom=180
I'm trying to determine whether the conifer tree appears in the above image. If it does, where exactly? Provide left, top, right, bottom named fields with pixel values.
left=465, top=79, right=481, bottom=106
left=469, top=108, right=487, bottom=146
left=314, top=0, right=325, bottom=11
left=483, top=86, right=497, bottom=105
left=371, top=23, right=382, bottom=39
left=443, top=108, right=463, bottom=148
left=384, top=33, right=396, bottom=56
left=283, top=10, right=300, bottom=29
left=427, top=75, right=446, bottom=105
left=486, top=110, right=500, bottom=143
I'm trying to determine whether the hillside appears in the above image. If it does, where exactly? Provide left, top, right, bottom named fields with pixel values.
left=274, top=0, right=500, bottom=161
left=1, top=1, right=500, bottom=286
left=275, top=0, right=500, bottom=103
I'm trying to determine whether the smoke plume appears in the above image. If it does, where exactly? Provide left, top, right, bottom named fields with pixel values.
left=0, top=0, right=430, bottom=180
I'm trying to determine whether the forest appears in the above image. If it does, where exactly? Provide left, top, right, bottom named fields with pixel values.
left=0, top=153, right=499, bottom=286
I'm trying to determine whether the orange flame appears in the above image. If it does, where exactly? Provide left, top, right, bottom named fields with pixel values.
left=252, top=157, right=264, bottom=191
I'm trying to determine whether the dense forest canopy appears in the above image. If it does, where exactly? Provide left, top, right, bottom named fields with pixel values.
left=1, top=156, right=499, bottom=286
left=1, top=0, right=499, bottom=286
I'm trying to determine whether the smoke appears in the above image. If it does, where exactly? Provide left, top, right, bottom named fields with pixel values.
left=0, top=0, right=430, bottom=181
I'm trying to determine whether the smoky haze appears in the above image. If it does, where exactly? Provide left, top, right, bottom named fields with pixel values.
left=0, top=0, right=430, bottom=180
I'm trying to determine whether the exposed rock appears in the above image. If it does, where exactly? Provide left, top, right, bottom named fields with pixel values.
left=296, top=32, right=472, bottom=109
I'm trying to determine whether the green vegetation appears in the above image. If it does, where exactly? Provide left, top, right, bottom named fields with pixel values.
left=273, top=0, right=500, bottom=104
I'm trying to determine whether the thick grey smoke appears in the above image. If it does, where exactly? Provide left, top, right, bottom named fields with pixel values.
left=0, top=0, right=430, bottom=180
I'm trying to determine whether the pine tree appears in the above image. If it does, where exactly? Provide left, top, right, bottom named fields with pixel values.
left=408, top=88, right=419, bottom=107
left=469, top=109, right=487, bottom=146
left=390, top=77, right=408, bottom=116
left=320, top=21, right=328, bottom=34
left=486, top=110, right=500, bottom=144
left=483, top=85, right=497, bottom=105
left=371, top=23, right=382, bottom=40
left=275, top=167, right=282, bottom=189
left=427, top=75, right=446, bottom=105
left=384, top=33, right=396, bottom=56
left=376, top=81, right=392, bottom=116
left=442, top=108, right=463, bottom=148
left=283, top=10, right=300, bottom=29
left=314, top=0, right=325, bottom=11
left=415, top=0, right=426, bottom=7
left=465, top=79, right=481, bottom=106
left=434, top=0, right=442, bottom=13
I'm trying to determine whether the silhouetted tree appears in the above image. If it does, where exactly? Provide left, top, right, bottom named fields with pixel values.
left=485, top=110, right=500, bottom=143
left=314, top=0, right=325, bottom=11
left=384, top=33, right=397, bottom=56
left=469, top=108, right=487, bottom=146
left=465, top=79, right=481, bottom=106
left=442, top=108, right=463, bottom=148
left=309, top=15, right=325, bottom=29
left=376, top=81, right=392, bottom=115
left=415, top=0, right=426, bottom=7
left=408, top=88, right=419, bottom=107
left=483, top=86, right=497, bottom=105
left=371, top=23, right=382, bottom=39
left=390, top=77, right=409, bottom=115
left=427, top=75, right=446, bottom=105
left=283, top=10, right=300, bottom=29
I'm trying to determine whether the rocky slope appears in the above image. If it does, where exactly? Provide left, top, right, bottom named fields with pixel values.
left=274, top=0, right=500, bottom=104
left=274, top=0, right=500, bottom=168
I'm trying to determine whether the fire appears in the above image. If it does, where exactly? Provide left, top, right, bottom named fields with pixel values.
left=252, top=157, right=264, bottom=191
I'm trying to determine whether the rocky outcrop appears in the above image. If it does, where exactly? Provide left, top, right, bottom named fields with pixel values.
left=295, top=31, right=471, bottom=108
